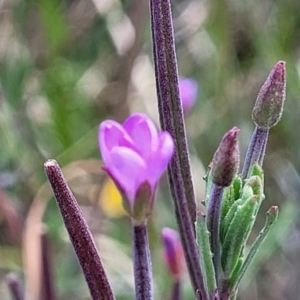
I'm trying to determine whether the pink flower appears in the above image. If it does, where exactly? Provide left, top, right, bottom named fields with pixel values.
left=161, top=228, right=185, bottom=279
left=99, top=113, right=174, bottom=222
left=179, top=77, right=198, bottom=112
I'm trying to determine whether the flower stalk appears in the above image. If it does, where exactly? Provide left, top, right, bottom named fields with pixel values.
left=6, top=274, right=24, bottom=300
left=242, top=61, right=286, bottom=179
left=40, top=229, right=57, bottom=300
left=207, top=128, right=240, bottom=282
left=170, top=280, right=182, bottom=300
left=133, top=224, right=153, bottom=300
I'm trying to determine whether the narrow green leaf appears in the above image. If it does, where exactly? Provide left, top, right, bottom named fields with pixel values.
left=228, top=257, right=243, bottom=289
left=244, top=176, right=263, bottom=200
left=248, top=164, right=264, bottom=185
left=229, top=206, right=278, bottom=292
left=221, top=185, right=235, bottom=224
left=221, top=195, right=258, bottom=278
left=220, top=184, right=253, bottom=241
left=232, top=176, right=242, bottom=201
left=196, top=210, right=217, bottom=293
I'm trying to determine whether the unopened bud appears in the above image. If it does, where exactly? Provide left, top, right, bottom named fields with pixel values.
left=212, top=127, right=240, bottom=187
left=252, top=61, right=286, bottom=129
left=161, top=228, right=184, bottom=279
left=266, top=206, right=279, bottom=224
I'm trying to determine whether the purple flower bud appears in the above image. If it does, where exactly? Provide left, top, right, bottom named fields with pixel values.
left=99, top=113, right=174, bottom=222
left=252, top=61, right=286, bottom=129
left=161, top=228, right=184, bottom=279
left=179, top=77, right=198, bottom=112
left=212, top=127, right=240, bottom=187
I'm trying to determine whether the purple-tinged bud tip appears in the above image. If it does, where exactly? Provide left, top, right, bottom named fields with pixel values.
left=161, top=228, right=184, bottom=279
left=211, top=127, right=240, bottom=187
left=179, top=77, right=198, bottom=112
left=267, top=206, right=279, bottom=225
left=252, top=61, right=286, bottom=129
left=268, top=205, right=279, bottom=213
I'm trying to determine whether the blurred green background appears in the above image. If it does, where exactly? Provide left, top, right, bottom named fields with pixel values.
left=0, top=0, right=300, bottom=299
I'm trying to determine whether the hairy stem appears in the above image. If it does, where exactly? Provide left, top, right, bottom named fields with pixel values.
left=241, top=126, right=268, bottom=180
left=206, top=184, right=224, bottom=282
left=133, top=224, right=153, bottom=300
left=150, top=0, right=207, bottom=297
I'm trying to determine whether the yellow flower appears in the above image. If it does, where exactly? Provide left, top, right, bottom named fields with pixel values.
left=99, top=178, right=126, bottom=218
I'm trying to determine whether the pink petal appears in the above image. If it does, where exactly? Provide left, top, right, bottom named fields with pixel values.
left=108, top=146, right=147, bottom=202
left=99, top=120, right=135, bottom=165
left=147, top=131, right=174, bottom=186
left=123, top=113, right=159, bottom=160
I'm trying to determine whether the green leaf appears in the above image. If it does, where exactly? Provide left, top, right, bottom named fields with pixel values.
left=196, top=210, right=217, bottom=293
left=244, top=176, right=263, bottom=199
left=221, top=195, right=258, bottom=278
left=221, top=185, right=235, bottom=222
left=232, top=176, right=242, bottom=201
left=220, top=183, right=254, bottom=241
left=248, top=164, right=264, bottom=185
left=220, top=176, right=242, bottom=239
left=229, top=206, right=279, bottom=292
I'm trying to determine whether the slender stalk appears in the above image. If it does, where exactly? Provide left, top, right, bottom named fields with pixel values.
left=169, top=168, right=207, bottom=298
left=40, top=229, right=57, bottom=300
left=241, top=126, right=268, bottom=180
left=170, top=280, right=182, bottom=300
left=206, top=184, right=224, bottom=282
left=258, top=131, right=268, bottom=166
left=209, top=127, right=239, bottom=280
left=150, top=0, right=207, bottom=297
left=133, top=224, right=153, bottom=300
left=169, top=173, right=198, bottom=292
left=44, top=159, right=114, bottom=300
left=6, top=274, right=24, bottom=300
